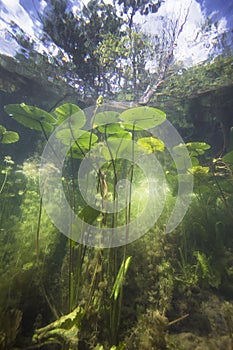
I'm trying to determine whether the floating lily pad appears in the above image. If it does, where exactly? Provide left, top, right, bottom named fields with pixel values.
left=97, top=122, right=125, bottom=134
left=121, top=123, right=144, bottom=131
left=54, top=103, right=86, bottom=128
left=56, top=129, right=98, bottom=148
left=93, top=111, right=120, bottom=128
left=107, top=130, right=132, bottom=139
left=137, top=137, right=164, bottom=153
left=5, top=103, right=56, bottom=132
left=0, top=125, right=19, bottom=144
left=119, top=106, right=166, bottom=129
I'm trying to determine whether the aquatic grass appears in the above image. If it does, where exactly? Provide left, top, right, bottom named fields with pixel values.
left=3, top=99, right=190, bottom=348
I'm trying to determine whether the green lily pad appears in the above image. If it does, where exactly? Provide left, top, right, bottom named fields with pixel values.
left=0, top=125, right=19, bottom=144
left=97, top=122, right=126, bottom=135
left=5, top=103, right=56, bottom=132
left=56, top=129, right=98, bottom=148
left=119, top=106, right=166, bottom=129
left=54, top=103, right=86, bottom=128
left=107, top=130, right=132, bottom=140
left=121, top=123, right=144, bottom=131
left=98, top=123, right=132, bottom=141
left=93, top=111, right=120, bottom=128
left=137, top=137, right=164, bottom=153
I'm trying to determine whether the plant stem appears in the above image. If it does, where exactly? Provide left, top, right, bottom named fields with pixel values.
left=0, top=171, right=7, bottom=194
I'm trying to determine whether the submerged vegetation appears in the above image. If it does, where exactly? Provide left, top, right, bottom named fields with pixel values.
left=0, top=96, right=232, bottom=349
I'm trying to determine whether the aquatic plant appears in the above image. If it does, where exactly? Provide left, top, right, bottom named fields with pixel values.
left=3, top=96, right=232, bottom=348
left=0, top=125, right=19, bottom=145
left=4, top=99, right=169, bottom=348
left=0, top=308, right=22, bottom=350
left=0, top=125, right=19, bottom=196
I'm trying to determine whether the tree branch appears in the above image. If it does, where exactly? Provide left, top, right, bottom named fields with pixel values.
left=139, top=0, right=193, bottom=105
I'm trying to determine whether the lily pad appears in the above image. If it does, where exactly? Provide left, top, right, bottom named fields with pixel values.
left=120, top=123, right=144, bottom=131
left=0, top=125, right=19, bottom=144
left=5, top=103, right=56, bottom=132
left=56, top=129, right=98, bottom=148
left=97, top=122, right=125, bottom=135
left=107, top=130, right=132, bottom=140
left=119, top=106, right=166, bottom=129
left=137, top=137, right=164, bottom=153
left=54, top=103, right=86, bottom=128
left=93, top=111, right=120, bottom=128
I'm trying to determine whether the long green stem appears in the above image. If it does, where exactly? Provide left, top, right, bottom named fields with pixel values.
left=0, top=171, right=7, bottom=195
left=36, top=196, right=43, bottom=265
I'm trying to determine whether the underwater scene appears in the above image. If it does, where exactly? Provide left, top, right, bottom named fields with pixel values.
left=0, top=0, right=233, bottom=349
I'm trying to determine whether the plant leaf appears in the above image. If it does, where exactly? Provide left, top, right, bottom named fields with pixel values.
left=4, top=103, right=56, bottom=132
left=54, top=103, right=86, bottom=127
left=1, top=131, right=19, bottom=144
left=137, top=137, right=164, bottom=153
left=110, top=256, right=132, bottom=300
left=186, top=142, right=211, bottom=155
left=93, top=111, right=120, bottom=128
left=119, top=106, right=166, bottom=129
left=56, top=129, right=98, bottom=147
left=0, top=124, right=19, bottom=144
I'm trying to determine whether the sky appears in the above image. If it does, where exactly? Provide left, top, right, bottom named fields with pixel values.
left=138, top=0, right=230, bottom=68
left=0, top=0, right=232, bottom=67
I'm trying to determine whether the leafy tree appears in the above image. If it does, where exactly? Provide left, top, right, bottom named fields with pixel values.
left=139, top=1, right=193, bottom=104
left=95, top=28, right=151, bottom=98
left=112, top=0, right=164, bottom=97
left=116, top=0, right=164, bottom=25
left=43, top=0, right=123, bottom=93
left=42, top=0, right=164, bottom=99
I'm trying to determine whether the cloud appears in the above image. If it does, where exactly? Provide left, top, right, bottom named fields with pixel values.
left=1, top=0, right=35, bottom=36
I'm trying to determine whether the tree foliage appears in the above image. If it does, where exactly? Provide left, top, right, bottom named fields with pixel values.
left=42, top=0, right=163, bottom=98
left=43, top=0, right=122, bottom=89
